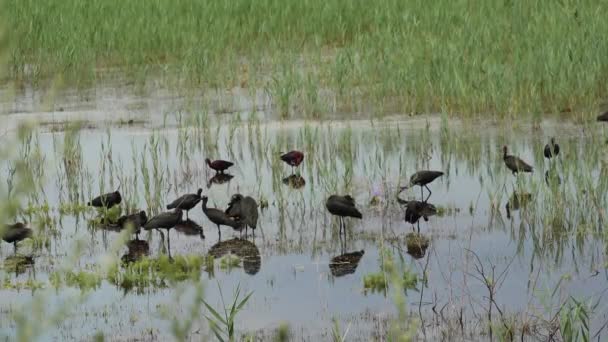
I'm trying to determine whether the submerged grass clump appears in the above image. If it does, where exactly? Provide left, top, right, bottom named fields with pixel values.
left=6, top=0, right=608, bottom=117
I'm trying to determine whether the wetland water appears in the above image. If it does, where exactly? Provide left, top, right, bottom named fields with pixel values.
left=1, top=90, right=607, bottom=341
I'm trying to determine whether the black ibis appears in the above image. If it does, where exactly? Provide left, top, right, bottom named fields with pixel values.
left=117, top=211, right=148, bottom=236
left=325, top=195, right=363, bottom=235
left=2, top=223, right=33, bottom=253
left=544, top=138, right=560, bottom=159
left=166, top=188, right=203, bottom=219
left=329, top=250, right=365, bottom=277
left=201, top=196, right=239, bottom=239
left=205, top=158, right=234, bottom=174
left=401, top=170, right=444, bottom=202
left=280, top=150, right=304, bottom=174
left=597, top=111, right=608, bottom=122
left=88, top=189, right=122, bottom=209
left=503, top=146, right=533, bottom=175
left=403, top=200, right=437, bottom=233
left=225, top=194, right=259, bottom=237
left=144, top=209, right=182, bottom=258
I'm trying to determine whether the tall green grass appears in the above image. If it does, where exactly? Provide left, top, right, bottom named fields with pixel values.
left=5, top=0, right=608, bottom=116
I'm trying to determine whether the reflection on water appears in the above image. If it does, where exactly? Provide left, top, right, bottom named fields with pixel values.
left=208, top=238, right=261, bottom=275
left=329, top=250, right=364, bottom=277
left=406, top=233, right=429, bottom=259
left=4, top=255, right=34, bottom=275
left=282, top=174, right=306, bottom=189
left=506, top=192, right=532, bottom=219
left=2, top=111, right=608, bottom=340
left=121, top=239, right=150, bottom=263
left=174, top=219, right=205, bottom=239
left=207, top=173, right=234, bottom=188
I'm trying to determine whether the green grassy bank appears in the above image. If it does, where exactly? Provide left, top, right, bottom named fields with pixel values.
left=5, top=0, right=608, bottom=117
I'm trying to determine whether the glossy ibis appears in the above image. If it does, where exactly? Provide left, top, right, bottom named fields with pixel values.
left=166, top=188, right=203, bottom=219
left=144, top=209, right=182, bottom=231
left=280, top=150, right=304, bottom=174
left=503, top=146, right=533, bottom=175
left=401, top=170, right=444, bottom=202
left=117, top=211, right=148, bottom=236
left=544, top=138, right=560, bottom=159
left=88, top=189, right=122, bottom=209
left=325, top=195, right=362, bottom=235
left=597, top=111, right=608, bottom=122
left=329, top=250, right=365, bottom=277
left=201, top=196, right=239, bottom=239
left=2, top=223, right=33, bottom=253
left=205, top=158, right=234, bottom=174
left=225, top=194, right=259, bottom=237
left=403, top=200, right=437, bottom=233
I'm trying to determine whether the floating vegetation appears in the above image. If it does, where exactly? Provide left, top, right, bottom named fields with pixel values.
left=219, top=254, right=241, bottom=271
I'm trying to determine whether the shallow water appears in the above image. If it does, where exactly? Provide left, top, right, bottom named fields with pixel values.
left=1, top=89, right=607, bottom=341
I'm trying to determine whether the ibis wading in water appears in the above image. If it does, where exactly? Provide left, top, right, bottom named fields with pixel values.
left=201, top=196, right=239, bottom=239
left=2, top=223, right=33, bottom=253
left=401, top=170, right=444, bottom=202
left=544, top=138, right=560, bottom=160
left=166, top=188, right=203, bottom=219
left=225, top=194, right=259, bottom=237
left=280, top=150, right=304, bottom=174
left=325, top=195, right=362, bottom=235
left=205, top=158, right=234, bottom=174
left=503, top=146, right=533, bottom=175
left=88, top=188, right=122, bottom=209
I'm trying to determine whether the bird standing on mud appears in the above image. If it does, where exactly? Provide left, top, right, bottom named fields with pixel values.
left=205, top=158, right=234, bottom=174
left=401, top=170, right=444, bottom=202
left=503, top=146, right=533, bottom=175
left=166, top=188, right=203, bottom=219
left=325, top=195, right=363, bottom=235
left=280, top=150, right=304, bottom=174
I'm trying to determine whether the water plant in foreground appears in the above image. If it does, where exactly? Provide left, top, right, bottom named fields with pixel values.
left=202, top=283, right=253, bottom=342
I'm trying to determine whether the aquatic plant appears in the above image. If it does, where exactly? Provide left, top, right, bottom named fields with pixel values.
left=202, top=283, right=253, bottom=342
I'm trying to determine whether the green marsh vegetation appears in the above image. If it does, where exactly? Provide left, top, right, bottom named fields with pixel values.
left=5, top=0, right=608, bottom=118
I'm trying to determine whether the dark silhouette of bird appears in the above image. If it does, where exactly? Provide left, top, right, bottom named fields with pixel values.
left=503, top=146, right=533, bottom=175
left=225, top=194, right=259, bottom=237
left=325, top=195, right=362, bottom=235
left=144, top=209, right=182, bottom=231
left=329, top=250, right=365, bottom=277
left=166, top=188, right=203, bottom=219
left=201, top=196, right=239, bottom=239
left=544, top=138, right=560, bottom=159
left=208, top=238, right=261, bottom=275
left=403, top=201, right=437, bottom=232
left=117, top=211, right=148, bottom=236
left=597, top=111, right=608, bottom=122
left=280, top=150, right=304, bottom=174
left=88, top=189, right=122, bottom=209
left=2, top=223, right=33, bottom=253
left=505, top=192, right=532, bottom=219
left=401, top=170, right=444, bottom=202
left=205, top=158, right=234, bottom=174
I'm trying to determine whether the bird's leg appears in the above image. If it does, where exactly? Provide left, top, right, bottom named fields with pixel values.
left=13, top=242, right=17, bottom=254
left=417, top=221, right=420, bottom=233
left=420, top=186, right=424, bottom=202
left=217, top=225, right=221, bottom=240
left=167, top=230, right=172, bottom=260
left=186, top=211, right=189, bottom=220
left=424, top=185, right=432, bottom=202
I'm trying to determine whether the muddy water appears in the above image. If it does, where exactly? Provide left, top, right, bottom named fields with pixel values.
left=0, top=92, right=607, bottom=340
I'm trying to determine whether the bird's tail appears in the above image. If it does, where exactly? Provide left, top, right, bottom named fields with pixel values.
left=354, top=210, right=363, bottom=219
left=166, top=204, right=174, bottom=210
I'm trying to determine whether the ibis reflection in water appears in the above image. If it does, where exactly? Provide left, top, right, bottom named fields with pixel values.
left=121, top=239, right=150, bottom=263
left=208, top=238, right=261, bottom=275
left=282, top=174, right=306, bottom=189
left=207, top=173, right=234, bottom=188
left=329, top=250, right=365, bottom=277
left=506, top=191, right=532, bottom=219
left=174, top=219, right=205, bottom=239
